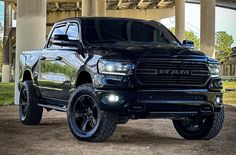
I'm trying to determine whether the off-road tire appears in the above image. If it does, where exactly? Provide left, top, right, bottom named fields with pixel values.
left=67, top=84, right=118, bottom=142
left=173, top=108, right=224, bottom=140
left=19, top=80, right=43, bottom=125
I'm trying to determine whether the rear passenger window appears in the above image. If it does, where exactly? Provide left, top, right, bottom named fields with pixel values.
left=66, top=24, right=79, bottom=40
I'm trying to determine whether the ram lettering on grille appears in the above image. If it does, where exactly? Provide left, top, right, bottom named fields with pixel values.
left=135, top=60, right=210, bottom=86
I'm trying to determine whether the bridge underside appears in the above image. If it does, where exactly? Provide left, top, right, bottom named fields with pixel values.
left=6, top=0, right=236, bottom=11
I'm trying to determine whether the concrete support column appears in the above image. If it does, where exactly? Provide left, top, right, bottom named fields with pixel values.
left=14, top=0, right=46, bottom=104
left=2, top=2, right=12, bottom=83
left=175, top=0, right=185, bottom=42
left=82, top=0, right=96, bottom=16
left=2, top=65, right=10, bottom=82
left=200, top=0, right=216, bottom=57
left=8, top=38, right=13, bottom=81
left=96, top=0, right=106, bottom=16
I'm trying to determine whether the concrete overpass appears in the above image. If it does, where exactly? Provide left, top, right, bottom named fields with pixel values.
left=0, top=0, right=235, bottom=104
left=186, top=0, right=236, bottom=10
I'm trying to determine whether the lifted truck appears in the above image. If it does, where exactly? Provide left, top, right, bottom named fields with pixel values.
left=18, top=17, right=224, bottom=142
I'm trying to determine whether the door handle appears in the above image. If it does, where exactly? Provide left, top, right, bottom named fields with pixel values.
left=63, top=80, right=71, bottom=86
left=55, top=56, right=62, bottom=61
left=40, top=56, right=46, bottom=60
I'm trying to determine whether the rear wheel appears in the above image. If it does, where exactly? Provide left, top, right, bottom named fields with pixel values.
left=19, top=80, right=43, bottom=125
left=67, top=84, right=118, bottom=142
left=173, top=108, right=224, bottom=140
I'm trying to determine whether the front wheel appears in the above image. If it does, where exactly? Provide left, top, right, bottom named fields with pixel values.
left=67, top=84, right=118, bottom=142
left=173, top=108, right=224, bottom=140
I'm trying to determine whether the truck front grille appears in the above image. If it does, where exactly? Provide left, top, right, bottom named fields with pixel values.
left=135, top=60, right=210, bottom=87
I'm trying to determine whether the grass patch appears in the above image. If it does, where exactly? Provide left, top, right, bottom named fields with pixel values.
left=223, top=81, right=236, bottom=90
left=224, top=92, right=236, bottom=107
left=0, top=82, right=14, bottom=106
left=223, top=81, right=236, bottom=107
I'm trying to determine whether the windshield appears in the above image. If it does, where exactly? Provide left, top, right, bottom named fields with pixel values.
left=82, top=19, right=180, bottom=46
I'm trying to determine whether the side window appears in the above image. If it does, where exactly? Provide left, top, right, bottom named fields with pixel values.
left=48, top=25, right=67, bottom=48
left=66, top=23, right=79, bottom=40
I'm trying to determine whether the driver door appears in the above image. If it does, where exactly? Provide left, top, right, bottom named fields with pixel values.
left=37, top=23, right=68, bottom=99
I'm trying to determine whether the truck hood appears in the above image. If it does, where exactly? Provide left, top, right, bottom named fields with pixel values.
left=87, top=41, right=208, bottom=61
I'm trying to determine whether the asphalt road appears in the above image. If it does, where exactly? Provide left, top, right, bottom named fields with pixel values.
left=0, top=105, right=236, bottom=155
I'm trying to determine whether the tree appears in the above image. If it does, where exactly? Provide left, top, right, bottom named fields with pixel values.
left=215, top=31, right=234, bottom=63
left=169, top=27, right=200, bottom=50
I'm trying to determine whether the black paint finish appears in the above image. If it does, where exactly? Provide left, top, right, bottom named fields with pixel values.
left=19, top=17, right=222, bottom=119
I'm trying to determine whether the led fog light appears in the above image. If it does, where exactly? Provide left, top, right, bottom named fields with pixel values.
left=102, top=94, right=123, bottom=104
left=108, top=94, right=119, bottom=103
left=215, top=96, right=222, bottom=105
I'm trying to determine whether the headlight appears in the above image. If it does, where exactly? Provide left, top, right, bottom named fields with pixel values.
left=98, top=59, right=133, bottom=75
left=209, top=63, right=220, bottom=76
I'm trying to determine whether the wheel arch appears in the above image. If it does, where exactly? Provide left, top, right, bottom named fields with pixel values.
left=22, top=69, right=33, bottom=81
left=75, top=68, right=94, bottom=88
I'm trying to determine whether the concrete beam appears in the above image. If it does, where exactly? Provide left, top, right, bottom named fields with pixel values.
left=200, top=0, right=216, bottom=57
left=76, top=2, right=81, bottom=10
left=82, top=0, right=96, bottom=16
left=96, top=0, right=106, bottom=16
left=137, top=0, right=145, bottom=8
left=186, top=0, right=236, bottom=10
left=175, top=0, right=185, bottom=42
left=55, top=2, right=60, bottom=11
left=106, top=8, right=175, bottom=20
left=9, top=3, right=16, bottom=11
left=15, top=0, right=47, bottom=104
left=116, top=0, right=123, bottom=9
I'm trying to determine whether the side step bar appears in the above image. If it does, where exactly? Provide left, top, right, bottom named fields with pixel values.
left=38, top=103, right=67, bottom=112
left=38, top=98, right=68, bottom=112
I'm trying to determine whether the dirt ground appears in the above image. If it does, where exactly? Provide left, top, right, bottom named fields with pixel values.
left=0, top=105, right=236, bottom=155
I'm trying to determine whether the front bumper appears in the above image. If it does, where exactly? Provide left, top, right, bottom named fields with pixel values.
left=96, top=89, right=223, bottom=119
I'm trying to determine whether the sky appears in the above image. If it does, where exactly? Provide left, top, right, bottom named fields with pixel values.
left=0, top=1, right=3, bottom=26
left=160, top=3, right=236, bottom=47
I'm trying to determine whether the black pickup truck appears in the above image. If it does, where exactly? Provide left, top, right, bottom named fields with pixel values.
left=18, top=17, right=224, bottom=142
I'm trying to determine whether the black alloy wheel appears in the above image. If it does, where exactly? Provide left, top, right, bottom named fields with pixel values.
left=72, top=94, right=99, bottom=134
left=68, top=84, right=118, bottom=142
left=173, top=108, right=224, bottom=140
left=19, top=80, right=43, bottom=125
left=19, top=87, right=29, bottom=120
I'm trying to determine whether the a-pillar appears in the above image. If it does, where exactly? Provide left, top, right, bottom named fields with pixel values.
left=200, top=0, right=216, bottom=57
left=82, top=0, right=96, bottom=16
left=14, top=0, right=46, bottom=104
left=96, top=0, right=106, bottom=16
left=175, top=0, right=185, bottom=42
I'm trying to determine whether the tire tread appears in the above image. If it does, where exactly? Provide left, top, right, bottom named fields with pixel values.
left=20, top=80, right=43, bottom=125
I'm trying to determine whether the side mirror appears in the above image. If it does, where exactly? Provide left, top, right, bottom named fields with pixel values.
left=52, top=34, right=85, bottom=57
left=182, top=40, right=195, bottom=49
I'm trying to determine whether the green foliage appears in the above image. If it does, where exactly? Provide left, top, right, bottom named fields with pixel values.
left=215, top=31, right=234, bottom=63
left=41, top=61, right=77, bottom=81
left=0, top=82, right=14, bottom=106
left=169, top=27, right=200, bottom=50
